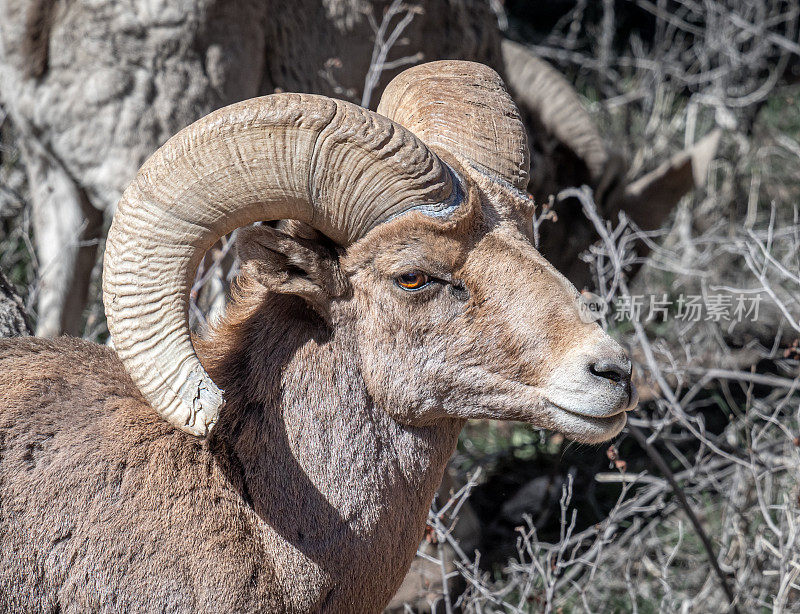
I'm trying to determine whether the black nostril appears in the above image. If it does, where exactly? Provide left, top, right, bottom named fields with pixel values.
left=589, top=358, right=630, bottom=385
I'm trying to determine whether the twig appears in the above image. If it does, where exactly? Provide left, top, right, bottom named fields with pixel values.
left=627, top=423, right=740, bottom=612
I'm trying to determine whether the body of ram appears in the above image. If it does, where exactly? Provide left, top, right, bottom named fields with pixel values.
left=0, top=298, right=453, bottom=612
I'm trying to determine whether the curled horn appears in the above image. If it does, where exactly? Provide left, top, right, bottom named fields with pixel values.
left=377, top=60, right=530, bottom=190
left=103, top=94, right=458, bottom=436
left=500, top=39, right=609, bottom=184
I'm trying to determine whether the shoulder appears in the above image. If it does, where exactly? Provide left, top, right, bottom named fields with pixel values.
left=0, top=336, right=137, bottom=396
left=0, top=335, right=202, bottom=478
left=0, top=336, right=178, bottom=447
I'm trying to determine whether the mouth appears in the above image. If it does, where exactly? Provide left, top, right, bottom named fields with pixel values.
left=560, top=405, right=628, bottom=427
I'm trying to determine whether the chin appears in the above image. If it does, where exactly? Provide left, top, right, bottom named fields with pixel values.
left=550, top=408, right=628, bottom=444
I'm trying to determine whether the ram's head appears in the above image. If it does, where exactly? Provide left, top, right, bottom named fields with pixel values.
left=103, top=61, right=636, bottom=443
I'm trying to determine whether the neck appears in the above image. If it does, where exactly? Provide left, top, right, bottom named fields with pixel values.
left=200, top=291, right=462, bottom=606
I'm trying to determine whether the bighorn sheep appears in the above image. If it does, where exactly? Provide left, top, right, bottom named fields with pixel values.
left=0, top=61, right=637, bottom=611
left=0, top=0, right=715, bottom=336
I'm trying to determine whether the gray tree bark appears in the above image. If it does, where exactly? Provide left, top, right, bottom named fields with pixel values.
left=0, top=270, right=32, bottom=337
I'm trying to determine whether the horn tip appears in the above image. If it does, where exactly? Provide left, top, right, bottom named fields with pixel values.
left=176, top=365, right=224, bottom=437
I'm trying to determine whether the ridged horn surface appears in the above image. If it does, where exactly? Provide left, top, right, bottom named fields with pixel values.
left=501, top=39, right=609, bottom=183
left=103, top=93, right=457, bottom=436
left=377, top=60, right=529, bottom=190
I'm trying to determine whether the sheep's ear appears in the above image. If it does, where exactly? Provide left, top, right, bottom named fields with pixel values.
left=620, top=129, right=721, bottom=229
left=237, top=223, right=346, bottom=315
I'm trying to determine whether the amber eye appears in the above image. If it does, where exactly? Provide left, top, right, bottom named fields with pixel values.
left=395, top=271, right=431, bottom=291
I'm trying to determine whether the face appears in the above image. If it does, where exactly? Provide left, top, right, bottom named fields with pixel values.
left=339, top=168, right=637, bottom=444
